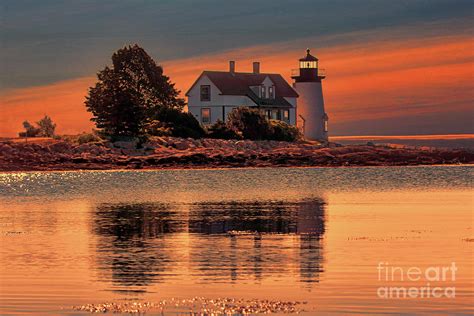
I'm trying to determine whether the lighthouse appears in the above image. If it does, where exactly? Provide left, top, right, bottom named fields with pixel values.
left=292, top=49, right=328, bottom=141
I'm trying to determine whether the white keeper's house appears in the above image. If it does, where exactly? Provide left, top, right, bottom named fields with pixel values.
left=186, top=49, right=329, bottom=141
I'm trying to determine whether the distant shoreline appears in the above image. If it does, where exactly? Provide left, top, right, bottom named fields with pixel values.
left=329, top=134, right=474, bottom=150
left=330, top=133, right=474, bottom=140
left=1, top=137, right=473, bottom=172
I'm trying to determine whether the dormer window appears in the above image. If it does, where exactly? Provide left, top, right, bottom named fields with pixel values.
left=261, top=86, right=266, bottom=98
left=268, top=86, right=274, bottom=99
left=200, top=85, right=210, bottom=101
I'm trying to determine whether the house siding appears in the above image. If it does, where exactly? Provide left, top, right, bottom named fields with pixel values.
left=187, top=75, right=256, bottom=125
left=284, top=97, right=297, bottom=125
left=187, top=74, right=297, bottom=126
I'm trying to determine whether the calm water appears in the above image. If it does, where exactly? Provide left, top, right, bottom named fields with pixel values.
left=0, top=166, right=472, bottom=315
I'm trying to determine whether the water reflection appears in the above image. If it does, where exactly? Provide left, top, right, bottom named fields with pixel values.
left=188, top=200, right=325, bottom=234
left=93, top=203, right=183, bottom=291
left=92, top=199, right=326, bottom=293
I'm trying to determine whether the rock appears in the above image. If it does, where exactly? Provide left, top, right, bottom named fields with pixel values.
left=174, top=141, right=189, bottom=150
left=192, top=139, right=202, bottom=147
left=72, top=157, right=88, bottom=163
left=127, top=160, right=143, bottom=169
left=2, top=136, right=474, bottom=171
left=113, top=140, right=139, bottom=150
left=48, top=141, right=71, bottom=153
left=0, top=143, right=13, bottom=155
left=73, top=144, right=92, bottom=154
left=147, top=136, right=166, bottom=147
left=80, top=144, right=106, bottom=156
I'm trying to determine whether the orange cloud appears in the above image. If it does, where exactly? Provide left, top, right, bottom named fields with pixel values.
left=1, top=77, right=96, bottom=137
left=167, top=34, right=473, bottom=123
left=1, top=34, right=473, bottom=137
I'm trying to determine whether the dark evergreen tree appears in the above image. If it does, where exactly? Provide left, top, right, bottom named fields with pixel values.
left=85, top=44, right=185, bottom=138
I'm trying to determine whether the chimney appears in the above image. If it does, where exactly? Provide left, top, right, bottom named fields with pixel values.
left=253, top=61, right=260, bottom=74
left=229, top=61, right=235, bottom=74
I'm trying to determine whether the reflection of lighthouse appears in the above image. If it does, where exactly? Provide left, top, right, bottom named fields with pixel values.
left=292, top=49, right=328, bottom=141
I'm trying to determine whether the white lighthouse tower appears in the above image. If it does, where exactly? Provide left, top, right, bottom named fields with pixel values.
left=292, top=49, right=328, bottom=141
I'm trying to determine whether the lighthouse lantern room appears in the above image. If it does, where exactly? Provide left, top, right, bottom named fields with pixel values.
left=292, top=49, right=328, bottom=141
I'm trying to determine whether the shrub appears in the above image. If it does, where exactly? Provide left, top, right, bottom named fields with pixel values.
left=77, top=132, right=102, bottom=144
left=144, top=120, right=172, bottom=136
left=19, top=116, right=57, bottom=138
left=268, top=120, right=301, bottom=142
left=207, top=120, right=242, bottom=140
left=19, top=121, right=40, bottom=137
left=149, top=106, right=205, bottom=139
left=226, top=107, right=272, bottom=140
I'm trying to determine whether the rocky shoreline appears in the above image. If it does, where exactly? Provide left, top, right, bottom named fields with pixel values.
left=0, top=137, right=473, bottom=172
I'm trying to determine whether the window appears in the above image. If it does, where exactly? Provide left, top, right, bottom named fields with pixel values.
left=266, top=109, right=272, bottom=119
left=324, top=120, right=328, bottom=132
left=283, top=110, right=289, bottom=120
left=200, top=85, right=210, bottom=101
left=261, top=86, right=266, bottom=98
left=272, top=110, right=278, bottom=120
left=299, top=61, right=318, bottom=69
left=268, top=86, right=274, bottom=99
left=201, top=108, right=211, bottom=124
left=276, top=110, right=282, bottom=120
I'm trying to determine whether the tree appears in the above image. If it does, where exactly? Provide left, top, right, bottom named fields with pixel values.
left=85, top=44, right=185, bottom=138
left=19, top=116, right=56, bottom=137
left=19, top=121, right=40, bottom=137
left=36, top=115, right=56, bottom=137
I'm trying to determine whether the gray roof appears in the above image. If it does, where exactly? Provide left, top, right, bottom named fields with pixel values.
left=186, top=71, right=298, bottom=108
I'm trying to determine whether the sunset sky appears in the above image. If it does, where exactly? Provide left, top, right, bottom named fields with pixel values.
left=1, top=0, right=473, bottom=137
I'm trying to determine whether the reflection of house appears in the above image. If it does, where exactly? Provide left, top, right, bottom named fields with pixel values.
left=187, top=199, right=326, bottom=283
left=188, top=200, right=325, bottom=235
left=92, top=198, right=326, bottom=293
left=186, top=61, right=298, bottom=126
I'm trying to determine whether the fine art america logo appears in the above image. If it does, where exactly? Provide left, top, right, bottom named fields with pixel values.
left=377, top=262, right=457, bottom=299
